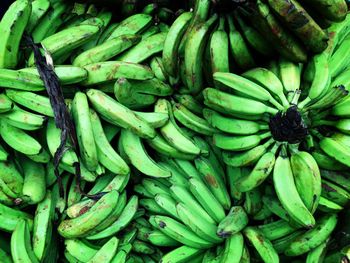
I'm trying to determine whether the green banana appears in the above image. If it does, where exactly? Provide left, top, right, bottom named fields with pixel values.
left=219, top=233, right=244, bottom=263
left=273, top=146, right=315, bottom=228
left=303, top=0, right=347, bottom=22
left=87, top=237, right=118, bottom=262
left=188, top=177, right=225, bottom=223
left=86, top=195, right=138, bottom=240
left=162, top=12, right=192, bottom=77
left=227, top=15, right=255, bottom=70
left=26, top=0, right=50, bottom=33
left=217, top=206, right=248, bottom=238
left=0, top=69, right=45, bottom=91
left=32, top=191, right=53, bottom=261
left=243, top=226, right=279, bottom=263
left=161, top=246, right=203, bottom=263
left=290, top=149, right=321, bottom=213
left=0, top=120, right=42, bottom=155
left=318, top=196, right=343, bottom=213
left=120, top=129, right=171, bottom=178
left=213, top=131, right=271, bottom=151
left=306, top=238, right=329, bottom=263
left=184, top=14, right=218, bottom=94
left=210, top=16, right=229, bottom=74
left=278, top=57, right=302, bottom=102
left=29, top=20, right=101, bottom=66
left=176, top=202, right=222, bottom=243
left=272, top=230, right=304, bottom=254
left=0, top=93, right=13, bottom=113
left=72, top=92, right=98, bottom=171
left=90, top=110, right=129, bottom=175
left=267, top=0, right=328, bottom=53
left=235, top=143, right=279, bottom=192
left=0, top=0, right=31, bottom=69
left=285, top=213, right=338, bottom=256
left=242, top=67, right=289, bottom=108
left=106, top=13, right=153, bottom=41
left=149, top=215, right=212, bottom=249
left=155, top=99, right=202, bottom=155
left=0, top=105, right=45, bottom=131
left=58, top=190, right=119, bottom=238
left=258, top=219, right=297, bottom=241
left=87, top=89, right=156, bottom=139
left=321, top=179, right=350, bottom=206
left=116, top=32, right=167, bottom=63
left=73, top=34, right=141, bottom=67
left=11, top=219, right=39, bottom=263
left=21, top=157, right=46, bottom=204
left=203, top=88, right=279, bottom=116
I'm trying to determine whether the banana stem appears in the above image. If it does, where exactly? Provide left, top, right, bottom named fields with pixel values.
left=263, top=138, right=275, bottom=149
left=298, top=96, right=311, bottom=109
left=290, top=89, right=301, bottom=106
left=288, top=143, right=300, bottom=155
left=312, top=119, right=336, bottom=127
left=218, top=16, right=225, bottom=30
left=269, top=97, right=284, bottom=111
left=260, top=131, right=272, bottom=140
left=270, top=142, right=281, bottom=155
left=305, top=135, right=315, bottom=151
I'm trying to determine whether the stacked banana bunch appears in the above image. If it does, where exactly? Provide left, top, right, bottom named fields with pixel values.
left=0, top=0, right=350, bottom=262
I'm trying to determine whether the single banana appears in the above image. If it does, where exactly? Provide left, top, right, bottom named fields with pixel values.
left=11, top=219, right=39, bottom=263
left=0, top=69, right=45, bottom=91
left=73, top=34, right=141, bottom=67
left=81, top=61, right=154, bottom=85
left=210, top=16, right=229, bottom=74
left=242, top=67, right=289, bottom=108
left=32, top=191, right=53, bottom=261
left=302, top=0, right=347, bottom=22
left=21, top=157, right=46, bottom=204
left=155, top=99, right=202, bottom=155
left=19, top=65, right=88, bottom=85
left=235, top=143, right=279, bottom=192
left=173, top=103, right=218, bottom=135
left=161, top=246, right=203, bottom=263
left=116, top=32, right=167, bottom=63
left=243, top=227, right=279, bottom=263
left=147, top=229, right=181, bottom=247
left=150, top=56, right=168, bottom=82
left=26, top=0, right=50, bottom=33
left=154, top=193, right=180, bottom=220
left=278, top=57, right=301, bottom=102
left=220, top=233, right=244, bottom=263
left=285, top=213, right=338, bottom=256
left=0, top=0, right=31, bottom=69
left=188, top=177, right=225, bottom=223
left=217, top=206, right=249, bottom=238
left=120, top=129, right=171, bottom=178
left=306, top=238, right=329, bottom=263
left=321, top=179, right=350, bottom=206
left=290, top=149, right=321, bottom=213
left=149, top=215, right=212, bottom=249
left=0, top=120, right=42, bottom=155
left=222, top=138, right=275, bottom=167
left=213, top=131, right=271, bottom=151
left=105, top=13, right=153, bottom=42
left=87, top=236, right=118, bottom=263
left=58, top=190, right=119, bottom=238
left=162, top=12, right=192, bottom=77
left=258, top=219, right=297, bottom=241
left=86, top=195, right=138, bottom=240
left=87, top=89, right=156, bottom=139
left=227, top=15, right=255, bottom=71
left=90, top=110, right=129, bottom=175
left=176, top=202, right=222, bottom=243
left=273, top=146, right=315, bottom=228
left=203, top=88, right=279, bottom=116
left=267, top=0, right=328, bottom=53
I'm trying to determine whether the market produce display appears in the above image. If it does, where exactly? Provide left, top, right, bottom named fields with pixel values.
left=1, top=0, right=350, bottom=262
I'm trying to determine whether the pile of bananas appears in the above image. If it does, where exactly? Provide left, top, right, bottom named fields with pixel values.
left=1, top=0, right=350, bottom=262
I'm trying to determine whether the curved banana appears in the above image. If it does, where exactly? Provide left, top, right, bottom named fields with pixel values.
left=0, top=69, right=45, bottom=91
left=149, top=215, right=212, bottom=249
left=257, top=219, right=297, bottom=241
left=285, top=213, right=338, bottom=256
left=86, top=195, right=138, bottom=240
left=184, top=14, right=218, bottom=94
left=86, top=89, right=155, bottom=139
left=11, top=219, right=39, bottom=263
left=58, top=190, right=119, bottom=238
left=243, top=227, right=279, bottom=263
left=0, top=94, right=13, bottom=113
left=155, top=99, right=202, bottom=155
left=0, top=0, right=31, bottom=69
left=273, top=146, right=315, bottom=228
left=220, top=232, right=244, bottom=263
left=217, top=206, right=249, bottom=238
left=87, top=236, right=118, bottom=262
left=73, top=34, right=141, bottom=67
left=162, top=12, right=192, bottom=77
left=161, top=246, right=203, bottom=263
left=90, top=110, right=129, bottom=175
left=26, top=0, right=50, bottom=33
left=278, top=57, right=301, bottom=102
left=0, top=120, right=42, bottom=155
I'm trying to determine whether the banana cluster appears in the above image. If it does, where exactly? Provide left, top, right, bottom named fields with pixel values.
left=0, top=0, right=350, bottom=262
